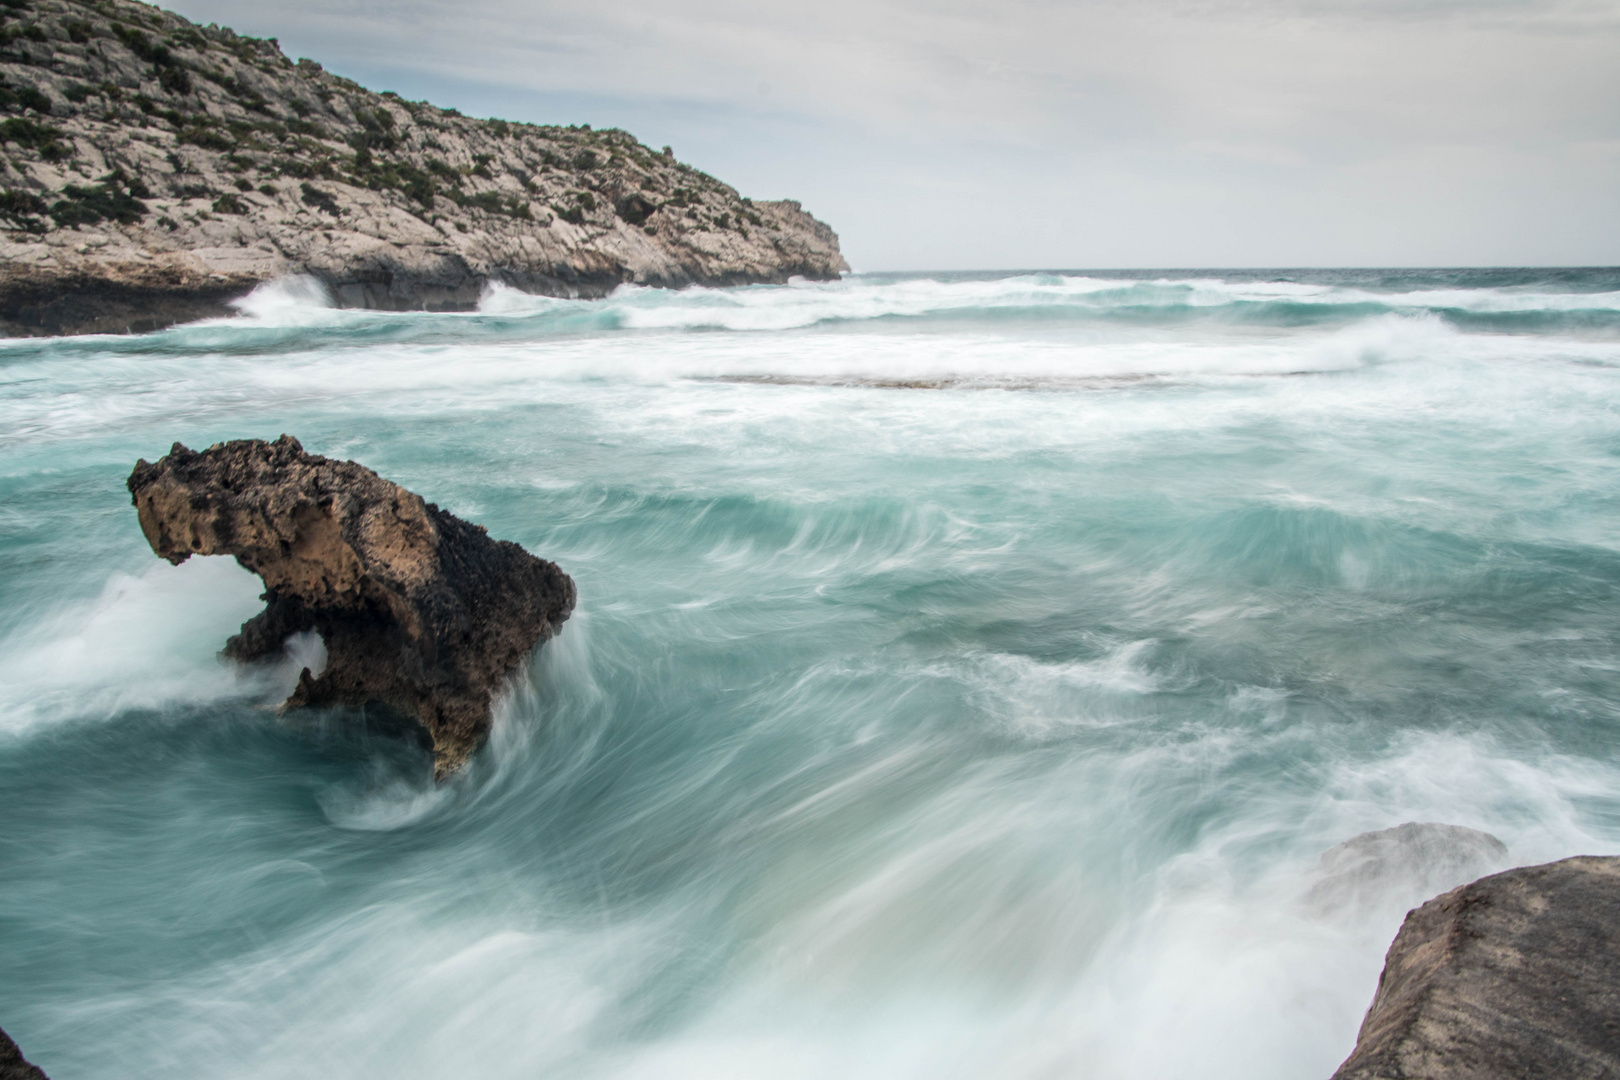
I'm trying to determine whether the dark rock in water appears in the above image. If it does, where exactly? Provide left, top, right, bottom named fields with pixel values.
left=1331, top=855, right=1620, bottom=1080
left=1307, top=822, right=1509, bottom=916
left=0, top=265, right=260, bottom=337
left=127, top=435, right=576, bottom=778
left=0, top=1026, right=48, bottom=1080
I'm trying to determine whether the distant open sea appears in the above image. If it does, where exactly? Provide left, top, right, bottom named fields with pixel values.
left=3, top=267, right=1619, bottom=1079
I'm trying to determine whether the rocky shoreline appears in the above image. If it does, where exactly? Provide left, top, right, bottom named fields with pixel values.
left=0, top=0, right=847, bottom=335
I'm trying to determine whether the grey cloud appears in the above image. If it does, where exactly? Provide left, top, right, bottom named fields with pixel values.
left=166, top=0, right=1619, bottom=267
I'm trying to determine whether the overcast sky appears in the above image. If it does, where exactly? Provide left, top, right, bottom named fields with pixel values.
left=164, top=0, right=1619, bottom=270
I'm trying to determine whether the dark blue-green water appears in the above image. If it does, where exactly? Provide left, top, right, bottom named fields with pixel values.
left=3, top=268, right=1620, bottom=1078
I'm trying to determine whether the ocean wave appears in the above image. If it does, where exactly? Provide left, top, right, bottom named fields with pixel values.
left=499, top=273, right=1620, bottom=336
left=5, top=305, right=1619, bottom=454
left=0, top=557, right=298, bottom=734
left=0, top=272, right=1615, bottom=367
left=6, top=263, right=1620, bottom=1079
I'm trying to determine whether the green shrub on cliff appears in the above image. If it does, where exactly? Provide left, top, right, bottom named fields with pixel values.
left=450, top=189, right=529, bottom=218
left=0, top=186, right=45, bottom=230
left=158, top=65, right=191, bottom=95
left=273, top=154, right=334, bottom=180
left=179, top=123, right=231, bottom=150
left=49, top=174, right=149, bottom=227
left=350, top=151, right=438, bottom=209
left=0, top=22, right=46, bottom=48
left=0, top=116, right=66, bottom=160
left=284, top=117, right=328, bottom=139
left=0, top=80, right=49, bottom=113
left=109, top=22, right=156, bottom=60
left=299, top=181, right=340, bottom=215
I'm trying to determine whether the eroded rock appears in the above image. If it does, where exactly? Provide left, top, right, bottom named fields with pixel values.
left=1331, top=855, right=1620, bottom=1080
left=0, top=1025, right=48, bottom=1080
left=127, top=435, right=575, bottom=777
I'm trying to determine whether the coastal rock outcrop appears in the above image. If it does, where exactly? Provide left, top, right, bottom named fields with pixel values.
left=1307, top=822, right=1509, bottom=916
left=1331, top=855, right=1620, bottom=1080
left=0, top=1026, right=48, bottom=1080
left=0, top=0, right=847, bottom=335
left=127, top=435, right=575, bottom=777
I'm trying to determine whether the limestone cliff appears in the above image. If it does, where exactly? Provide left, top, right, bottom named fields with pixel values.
left=127, top=435, right=576, bottom=778
left=0, top=0, right=848, bottom=334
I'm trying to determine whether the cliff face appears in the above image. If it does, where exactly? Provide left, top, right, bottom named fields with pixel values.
left=0, top=0, right=848, bottom=334
left=128, top=435, right=577, bottom=778
left=1331, top=855, right=1620, bottom=1080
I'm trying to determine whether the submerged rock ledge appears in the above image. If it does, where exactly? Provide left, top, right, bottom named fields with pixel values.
left=0, top=0, right=846, bottom=335
left=1332, top=854, right=1620, bottom=1079
left=128, top=435, right=575, bottom=777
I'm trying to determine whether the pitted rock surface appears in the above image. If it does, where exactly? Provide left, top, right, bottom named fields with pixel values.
left=1331, top=855, right=1620, bottom=1080
left=127, top=435, right=575, bottom=777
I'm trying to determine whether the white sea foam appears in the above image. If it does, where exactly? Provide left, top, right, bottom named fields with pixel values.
left=468, top=272, right=1620, bottom=335
left=0, top=556, right=286, bottom=733
left=224, top=274, right=339, bottom=322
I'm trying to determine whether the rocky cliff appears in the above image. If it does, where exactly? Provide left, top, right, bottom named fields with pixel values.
left=128, top=435, right=576, bottom=778
left=0, top=0, right=848, bottom=334
left=1331, top=855, right=1620, bottom=1079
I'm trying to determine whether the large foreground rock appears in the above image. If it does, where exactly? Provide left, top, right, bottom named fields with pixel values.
left=1331, top=855, right=1620, bottom=1079
left=128, top=435, right=575, bottom=777
left=0, top=1026, right=47, bottom=1080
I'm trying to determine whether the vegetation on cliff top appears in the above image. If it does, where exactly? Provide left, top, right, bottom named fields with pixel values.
left=0, top=0, right=800, bottom=244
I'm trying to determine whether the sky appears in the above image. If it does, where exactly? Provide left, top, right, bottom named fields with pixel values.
left=162, top=0, right=1620, bottom=270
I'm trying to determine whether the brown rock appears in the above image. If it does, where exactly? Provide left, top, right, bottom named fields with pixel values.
left=1331, top=855, right=1620, bottom=1080
left=0, top=1026, right=47, bottom=1080
left=127, top=435, right=576, bottom=778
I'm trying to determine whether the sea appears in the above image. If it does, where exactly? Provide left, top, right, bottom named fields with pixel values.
left=2, top=267, right=1619, bottom=1079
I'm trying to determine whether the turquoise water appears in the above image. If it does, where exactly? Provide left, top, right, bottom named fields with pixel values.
left=3, top=268, right=1620, bottom=1078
